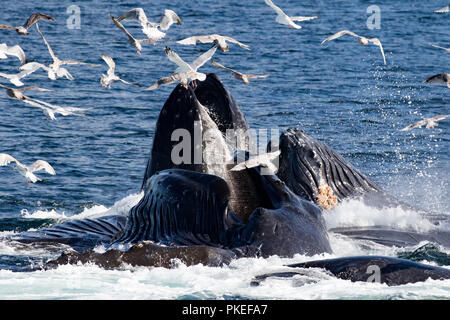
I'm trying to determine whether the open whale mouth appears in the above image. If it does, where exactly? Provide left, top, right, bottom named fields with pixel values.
left=277, top=128, right=379, bottom=208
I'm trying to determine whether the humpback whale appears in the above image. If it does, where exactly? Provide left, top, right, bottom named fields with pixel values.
left=4, top=74, right=450, bottom=285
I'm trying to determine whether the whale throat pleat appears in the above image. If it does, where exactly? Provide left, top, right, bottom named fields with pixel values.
left=115, top=169, right=249, bottom=247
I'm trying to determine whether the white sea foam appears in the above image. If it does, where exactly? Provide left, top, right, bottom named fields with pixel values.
left=324, top=198, right=437, bottom=232
left=0, top=256, right=448, bottom=299
left=19, top=192, right=143, bottom=221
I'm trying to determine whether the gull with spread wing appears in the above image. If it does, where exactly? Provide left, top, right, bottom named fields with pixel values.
left=117, top=8, right=181, bottom=44
left=35, top=23, right=98, bottom=80
left=145, top=40, right=219, bottom=90
left=0, top=13, right=55, bottom=35
left=0, top=153, right=55, bottom=185
left=0, top=62, right=44, bottom=86
left=0, top=43, right=27, bottom=65
left=211, top=61, right=269, bottom=84
left=0, top=83, right=87, bottom=120
left=321, top=30, right=386, bottom=65
left=177, top=34, right=250, bottom=52
left=100, top=54, right=140, bottom=88
left=401, top=115, right=449, bottom=131
left=264, top=0, right=318, bottom=29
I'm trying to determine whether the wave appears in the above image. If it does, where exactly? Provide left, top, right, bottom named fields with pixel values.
left=19, top=192, right=143, bottom=222
left=324, top=198, right=438, bottom=232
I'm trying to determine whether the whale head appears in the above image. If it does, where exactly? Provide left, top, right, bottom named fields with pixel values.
left=276, top=128, right=379, bottom=208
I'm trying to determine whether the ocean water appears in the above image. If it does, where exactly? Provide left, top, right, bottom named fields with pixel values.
left=0, top=0, right=448, bottom=299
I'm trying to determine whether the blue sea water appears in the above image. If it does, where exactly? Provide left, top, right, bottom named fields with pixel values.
left=0, top=0, right=448, bottom=299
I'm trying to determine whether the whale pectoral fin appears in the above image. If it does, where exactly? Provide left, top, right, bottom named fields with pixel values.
left=7, top=215, right=127, bottom=250
left=116, top=169, right=249, bottom=248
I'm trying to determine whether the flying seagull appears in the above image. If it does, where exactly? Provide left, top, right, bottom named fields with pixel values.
left=145, top=42, right=219, bottom=90
left=177, top=34, right=250, bottom=52
left=0, top=13, right=55, bottom=35
left=100, top=54, right=141, bottom=88
left=117, top=8, right=181, bottom=44
left=321, top=30, right=386, bottom=65
left=0, top=62, right=43, bottom=86
left=35, top=23, right=99, bottom=80
left=401, top=115, right=449, bottom=131
left=211, top=61, right=269, bottom=84
left=431, top=44, right=450, bottom=52
left=110, top=15, right=154, bottom=55
left=24, top=97, right=89, bottom=121
left=0, top=153, right=55, bottom=184
left=0, top=83, right=87, bottom=120
left=264, top=0, right=318, bottom=29
left=0, top=43, right=27, bottom=65
left=434, top=4, right=449, bottom=13
left=424, top=73, right=450, bottom=87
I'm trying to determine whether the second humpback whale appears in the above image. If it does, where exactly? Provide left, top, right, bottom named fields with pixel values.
left=5, top=74, right=450, bottom=286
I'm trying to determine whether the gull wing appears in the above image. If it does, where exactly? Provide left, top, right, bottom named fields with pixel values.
left=431, top=44, right=450, bottom=52
left=211, top=60, right=236, bottom=73
left=246, top=73, right=270, bottom=79
left=401, top=120, right=426, bottom=131
left=0, top=24, right=17, bottom=30
left=35, top=23, right=58, bottom=62
left=321, top=30, right=361, bottom=44
left=290, top=16, right=318, bottom=22
left=20, top=61, right=50, bottom=73
left=264, top=0, right=287, bottom=17
left=434, top=5, right=450, bottom=13
left=60, top=60, right=99, bottom=66
left=431, top=114, right=450, bottom=122
left=30, top=97, right=87, bottom=113
left=30, top=98, right=87, bottom=117
left=117, top=8, right=148, bottom=27
left=22, top=13, right=55, bottom=30
left=19, top=86, right=52, bottom=92
left=118, top=78, right=141, bottom=87
left=158, top=9, right=181, bottom=31
left=177, top=35, right=213, bottom=45
left=110, top=15, right=136, bottom=43
left=0, top=64, right=44, bottom=86
left=0, top=153, right=18, bottom=166
left=222, top=36, right=251, bottom=50
left=164, top=46, right=192, bottom=72
left=144, top=75, right=178, bottom=90
left=101, top=54, right=116, bottom=76
left=28, top=160, right=56, bottom=175
left=0, top=44, right=27, bottom=65
left=369, top=38, right=386, bottom=65
left=190, top=40, right=219, bottom=71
